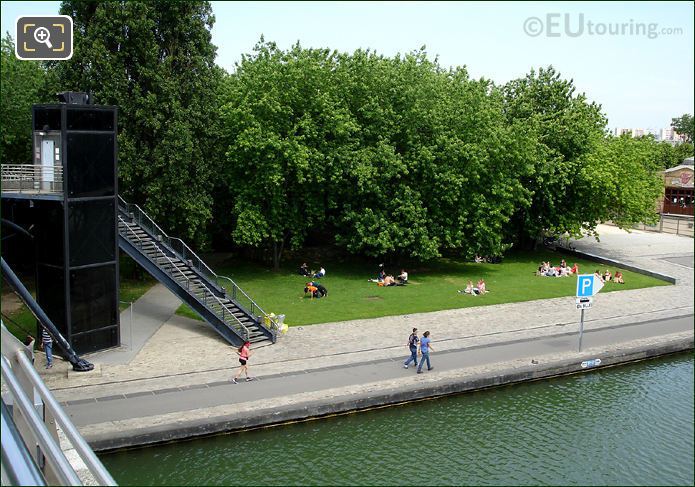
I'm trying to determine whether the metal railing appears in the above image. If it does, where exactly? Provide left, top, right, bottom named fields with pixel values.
left=603, top=216, right=694, bottom=238
left=117, top=196, right=278, bottom=339
left=1, top=164, right=63, bottom=194
left=117, top=196, right=220, bottom=290
left=1, top=323, right=117, bottom=486
left=217, top=275, right=279, bottom=338
left=118, top=216, right=251, bottom=340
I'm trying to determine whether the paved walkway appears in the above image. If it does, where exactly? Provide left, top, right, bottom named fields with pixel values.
left=33, top=225, right=693, bottom=446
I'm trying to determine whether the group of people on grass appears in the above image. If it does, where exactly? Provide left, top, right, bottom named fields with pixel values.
left=304, top=281, right=328, bottom=299
left=299, top=262, right=413, bottom=298
left=299, top=263, right=325, bottom=279
left=458, top=278, right=488, bottom=296
left=534, top=259, right=625, bottom=284
left=296, top=258, right=627, bottom=301
left=595, top=269, right=625, bottom=284
left=537, top=259, right=579, bottom=277
left=369, top=264, right=408, bottom=286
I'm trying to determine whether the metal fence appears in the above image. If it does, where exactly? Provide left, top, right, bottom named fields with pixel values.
left=631, top=214, right=694, bottom=238
left=1, top=164, right=64, bottom=194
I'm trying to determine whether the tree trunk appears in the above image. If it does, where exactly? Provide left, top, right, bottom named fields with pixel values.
left=272, top=241, right=280, bottom=272
left=272, top=236, right=287, bottom=272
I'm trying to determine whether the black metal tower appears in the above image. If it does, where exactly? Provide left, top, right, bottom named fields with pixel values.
left=2, top=94, right=120, bottom=354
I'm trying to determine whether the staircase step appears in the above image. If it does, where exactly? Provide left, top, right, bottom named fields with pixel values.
left=119, top=199, right=274, bottom=346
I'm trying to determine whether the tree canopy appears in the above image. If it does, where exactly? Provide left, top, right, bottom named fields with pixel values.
left=1, top=34, right=50, bottom=165
left=671, top=114, right=694, bottom=143
left=218, top=42, right=539, bottom=267
left=54, top=0, right=223, bottom=245
left=0, top=8, right=677, bottom=266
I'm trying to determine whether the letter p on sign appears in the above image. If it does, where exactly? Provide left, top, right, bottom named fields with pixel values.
left=576, top=275, right=594, bottom=297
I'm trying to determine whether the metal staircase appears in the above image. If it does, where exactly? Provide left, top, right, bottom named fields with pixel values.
left=117, top=197, right=276, bottom=346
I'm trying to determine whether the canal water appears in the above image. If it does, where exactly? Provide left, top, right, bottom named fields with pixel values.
left=101, top=354, right=694, bottom=486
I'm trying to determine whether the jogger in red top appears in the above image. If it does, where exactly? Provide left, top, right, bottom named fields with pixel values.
left=232, top=341, right=253, bottom=384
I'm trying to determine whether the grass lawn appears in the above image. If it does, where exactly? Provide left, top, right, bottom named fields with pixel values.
left=177, top=249, right=671, bottom=326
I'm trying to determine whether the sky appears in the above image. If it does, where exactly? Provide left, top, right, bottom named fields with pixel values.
left=2, top=1, right=693, bottom=129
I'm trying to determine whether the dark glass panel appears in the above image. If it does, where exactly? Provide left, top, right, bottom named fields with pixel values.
left=66, top=133, right=115, bottom=197
left=35, top=200, right=65, bottom=267
left=71, top=327, right=118, bottom=354
left=33, top=107, right=62, bottom=131
left=68, top=200, right=115, bottom=266
left=66, top=108, right=115, bottom=131
left=69, top=265, right=117, bottom=335
left=36, top=264, right=67, bottom=337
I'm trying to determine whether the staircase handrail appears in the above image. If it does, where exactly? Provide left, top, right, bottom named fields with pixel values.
left=118, top=197, right=277, bottom=339
left=168, top=236, right=220, bottom=289
left=200, top=286, right=251, bottom=341
left=117, top=196, right=221, bottom=291
left=119, top=217, right=191, bottom=288
left=217, top=275, right=278, bottom=338
left=118, top=216, right=250, bottom=340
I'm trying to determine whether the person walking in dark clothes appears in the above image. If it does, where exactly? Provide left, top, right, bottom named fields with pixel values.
left=403, top=328, right=419, bottom=369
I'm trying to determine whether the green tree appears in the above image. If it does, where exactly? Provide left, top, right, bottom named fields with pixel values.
left=218, top=41, right=349, bottom=269
left=577, top=135, right=663, bottom=230
left=54, top=0, right=222, bottom=245
left=646, top=136, right=694, bottom=169
left=219, top=43, right=535, bottom=265
left=331, top=49, right=533, bottom=260
left=671, top=114, right=694, bottom=143
left=0, top=34, right=49, bottom=164
left=502, top=66, right=607, bottom=246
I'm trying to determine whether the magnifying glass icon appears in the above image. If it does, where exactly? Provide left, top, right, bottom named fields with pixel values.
left=33, top=27, right=53, bottom=49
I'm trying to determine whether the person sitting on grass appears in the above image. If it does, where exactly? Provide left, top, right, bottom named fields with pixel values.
left=397, top=269, right=408, bottom=285
left=570, top=263, right=579, bottom=275
left=305, top=281, right=327, bottom=298
left=478, top=279, right=488, bottom=294
left=603, top=269, right=612, bottom=282
left=594, top=269, right=604, bottom=283
left=314, top=266, right=326, bottom=278
left=383, top=275, right=397, bottom=286
left=459, top=280, right=477, bottom=295
left=614, top=271, right=624, bottom=284
left=299, top=262, right=311, bottom=276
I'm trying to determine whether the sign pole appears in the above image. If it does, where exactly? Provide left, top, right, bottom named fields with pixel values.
left=578, top=308, right=585, bottom=352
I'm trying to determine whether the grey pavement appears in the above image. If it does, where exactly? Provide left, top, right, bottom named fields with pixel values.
left=33, top=225, right=694, bottom=446
left=83, top=284, right=182, bottom=366
left=63, top=313, right=693, bottom=427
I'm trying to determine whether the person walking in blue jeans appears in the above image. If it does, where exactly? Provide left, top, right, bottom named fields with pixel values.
left=40, top=327, right=53, bottom=369
left=403, top=328, right=419, bottom=369
left=417, top=331, right=434, bottom=374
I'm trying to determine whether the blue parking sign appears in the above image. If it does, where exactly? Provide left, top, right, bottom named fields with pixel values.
left=576, top=274, right=594, bottom=297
